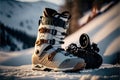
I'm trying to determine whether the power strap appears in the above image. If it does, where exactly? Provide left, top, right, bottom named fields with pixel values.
left=39, top=27, right=66, bottom=36
left=39, top=27, right=57, bottom=35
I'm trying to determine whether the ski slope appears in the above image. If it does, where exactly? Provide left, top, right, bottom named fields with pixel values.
left=0, top=64, right=119, bottom=80
left=0, top=0, right=58, bottom=51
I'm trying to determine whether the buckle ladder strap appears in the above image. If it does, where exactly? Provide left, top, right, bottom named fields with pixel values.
left=48, top=48, right=64, bottom=61
left=39, top=27, right=57, bottom=35
left=35, top=39, right=64, bottom=46
left=39, top=27, right=67, bottom=36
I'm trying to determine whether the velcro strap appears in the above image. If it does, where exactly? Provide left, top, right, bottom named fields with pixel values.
left=48, top=48, right=64, bottom=61
left=39, top=27, right=57, bottom=35
left=35, top=39, right=64, bottom=46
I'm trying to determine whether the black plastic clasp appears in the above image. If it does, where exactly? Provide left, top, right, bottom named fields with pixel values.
left=51, top=29, right=57, bottom=35
left=49, top=39, right=55, bottom=45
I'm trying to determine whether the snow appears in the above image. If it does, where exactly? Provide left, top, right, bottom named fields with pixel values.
left=0, top=64, right=119, bottom=80
left=0, top=1, right=120, bottom=80
left=0, top=0, right=58, bottom=36
left=104, top=37, right=120, bottom=56
left=0, top=48, right=33, bottom=66
left=0, top=0, right=58, bottom=51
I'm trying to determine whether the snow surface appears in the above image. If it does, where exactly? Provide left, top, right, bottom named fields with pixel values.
left=0, top=1, right=120, bottom=80
left=0, top=64, right=119, bottom=80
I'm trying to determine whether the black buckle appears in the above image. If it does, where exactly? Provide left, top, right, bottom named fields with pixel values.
left=50, top=29, right=57, bottom=35
left=49, top=39, right=55, bottom=45
left=53, top=17, right=66, bottom=28
left=48, top=39, right=64, bottom=45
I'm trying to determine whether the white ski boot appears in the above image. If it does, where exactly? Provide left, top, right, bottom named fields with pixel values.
left=32, top=8, right=86, bottom=72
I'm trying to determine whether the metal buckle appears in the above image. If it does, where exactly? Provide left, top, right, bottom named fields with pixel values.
left=39, top=28, right=57, bottom=35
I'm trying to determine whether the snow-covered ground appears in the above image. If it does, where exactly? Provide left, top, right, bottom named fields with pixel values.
left=0, top=64, right=119, bottom=80
left=0, top=48, right=119, bottom=80
left=0, top=1, right=120, bottom=80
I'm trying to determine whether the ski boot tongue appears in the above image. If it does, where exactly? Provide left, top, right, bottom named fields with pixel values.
left=43, top=8, right=57, bottom=17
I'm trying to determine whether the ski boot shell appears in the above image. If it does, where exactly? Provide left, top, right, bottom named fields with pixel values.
left=32, top=8, right=86, bottom=72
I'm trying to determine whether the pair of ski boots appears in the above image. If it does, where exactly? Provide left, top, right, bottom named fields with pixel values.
left=32, top=8, right=102, bottom=72
left=66, top=33, right=103, bottom=69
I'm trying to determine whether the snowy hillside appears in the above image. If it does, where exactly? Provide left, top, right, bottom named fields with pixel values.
left=0, top=0, right=58, bottom=51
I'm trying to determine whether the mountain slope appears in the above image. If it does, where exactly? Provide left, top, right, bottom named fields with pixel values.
left=0, top=22, right=36, bottom=51
left=0, top=0, right=58, bottom=36
left=0, top=0, right=58, bottom=51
